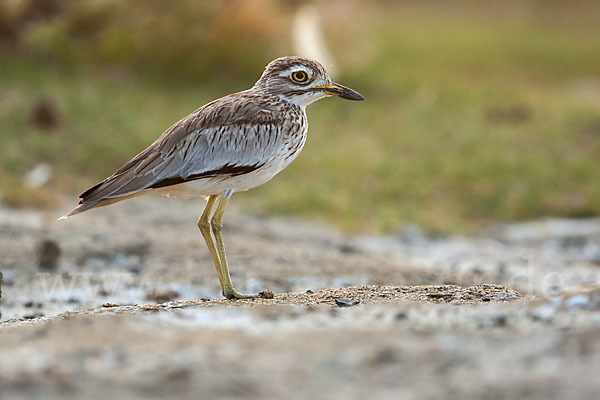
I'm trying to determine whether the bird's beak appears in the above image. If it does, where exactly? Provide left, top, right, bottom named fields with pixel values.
left=316, top=82, right=365, bottom=101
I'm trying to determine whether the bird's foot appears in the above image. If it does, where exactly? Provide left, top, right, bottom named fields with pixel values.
left=223, top=288, right=257, bottom=300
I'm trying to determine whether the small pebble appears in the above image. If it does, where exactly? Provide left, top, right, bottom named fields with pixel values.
left=395, top=312, right=408, bottom=320
left=128, top=266, right=142, bottom=274
left=23, top=313, right=44, bottom=320
left=334, top=298, right=360, bottom=307
left=427, top=293, right=453, bottom=299
left=338, top=244, right=358, bottom=254
left=258, top=289, right=275, bottom=299
left=492, top=315, right=508, bottom=327
left=37, top=239, right=61, bottom=270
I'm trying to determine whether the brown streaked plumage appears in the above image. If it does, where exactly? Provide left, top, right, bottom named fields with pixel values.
left=61, top=56, right=364, bottom=299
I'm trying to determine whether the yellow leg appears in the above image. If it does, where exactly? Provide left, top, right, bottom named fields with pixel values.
left=197, top=196, right=225, bottom=289
left=211, top=193, right=256, bottom=299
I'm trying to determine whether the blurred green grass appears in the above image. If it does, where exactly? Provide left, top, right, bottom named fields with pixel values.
left=1, top=1, right=600, bottom=232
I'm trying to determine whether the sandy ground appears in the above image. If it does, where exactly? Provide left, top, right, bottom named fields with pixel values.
left=1, top=197, right=600, bottom=399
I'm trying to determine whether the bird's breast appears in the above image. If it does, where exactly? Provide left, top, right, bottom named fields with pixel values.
left=277, top=108, right=308, bottom=163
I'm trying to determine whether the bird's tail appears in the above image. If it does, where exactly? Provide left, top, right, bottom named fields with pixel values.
left=58, top=194, right=138, bottom=220
left=58, top=202, right=100, bottom=220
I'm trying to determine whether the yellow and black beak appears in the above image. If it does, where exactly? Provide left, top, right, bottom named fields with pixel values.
left=316, top=82, right=365, bottom=101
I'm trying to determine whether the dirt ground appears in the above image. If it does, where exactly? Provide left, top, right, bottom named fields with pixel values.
left=1, top=198, right=600, bottom=399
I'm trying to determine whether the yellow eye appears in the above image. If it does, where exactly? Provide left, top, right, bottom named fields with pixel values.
left=291, top=70, right=309, bottom=83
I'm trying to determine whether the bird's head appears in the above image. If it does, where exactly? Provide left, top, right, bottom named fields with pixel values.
left=253, top=56, right=364, bottom=109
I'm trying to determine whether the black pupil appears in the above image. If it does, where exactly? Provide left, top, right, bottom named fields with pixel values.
left=294, top=71, right=306, bottom=81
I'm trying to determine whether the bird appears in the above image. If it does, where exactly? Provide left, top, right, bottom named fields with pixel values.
left=61, top=56, right=364, bottom=299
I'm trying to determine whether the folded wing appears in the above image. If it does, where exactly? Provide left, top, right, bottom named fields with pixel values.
left=63, top=93, right=281, bottom=217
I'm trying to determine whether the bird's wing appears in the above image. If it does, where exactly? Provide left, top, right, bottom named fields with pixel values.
left=76, top=93, right=282, bottom=206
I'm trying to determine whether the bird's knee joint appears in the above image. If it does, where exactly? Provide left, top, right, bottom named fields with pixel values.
left=197, top=218, right=211, bottom=232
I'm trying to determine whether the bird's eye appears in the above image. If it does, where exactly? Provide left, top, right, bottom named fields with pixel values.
left=291, top=70, right=309, bottom=83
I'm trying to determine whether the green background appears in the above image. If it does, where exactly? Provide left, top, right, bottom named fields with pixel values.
left=1, top=0, right=599, bottom=232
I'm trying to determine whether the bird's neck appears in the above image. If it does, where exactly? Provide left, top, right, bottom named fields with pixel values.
left=251, top=86, right=311, bottom=113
